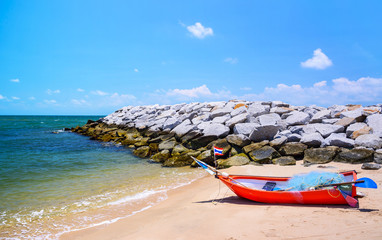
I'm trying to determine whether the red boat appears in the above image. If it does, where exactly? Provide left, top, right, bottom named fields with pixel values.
left=192, top=157, right=364, bottom=206
left=217, top=170, right=357, bottom=205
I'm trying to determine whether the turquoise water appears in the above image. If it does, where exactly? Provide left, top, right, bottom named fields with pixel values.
left=0, top=116, right=204, bottom=239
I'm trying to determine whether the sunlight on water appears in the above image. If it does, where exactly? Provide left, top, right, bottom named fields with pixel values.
left=0, top=116, right=205, bottom=239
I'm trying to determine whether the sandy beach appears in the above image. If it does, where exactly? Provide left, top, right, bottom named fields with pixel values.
left=61, top=162, right=382, bottom=240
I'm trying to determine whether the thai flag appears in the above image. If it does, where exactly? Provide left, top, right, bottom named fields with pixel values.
left=214, top=146, right=224, bottom=156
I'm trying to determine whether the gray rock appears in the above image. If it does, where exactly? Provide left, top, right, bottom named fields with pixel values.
left=249, top=125, right=280, bottom=142
left=226, top=134, right=251, bottom=147
left=247, top=104, right=269, bottom=118
left=212, top=114, right=231, bottom=124
left=361, top=163, right=381, bottom=170
left=346, top=122, right=367, bottom=138
left=366, top=114, right=382, bottom=137
left=279, top=142, right=307, bottom=157
left=162, top=117, right=181, bottom=130
left=158, top=138, right=177, bottom=151
left=334, top=117, right=356, bottom=127
left=171, top=120, right=196, bottom=138
left=225, top=113, right=248, bottom=128
left=300, top=133, right=324, bottom=147
left=374, top=149, right=382, bottom=164
left=340, top=108, right=365, bottom=122
left=355, top=134, right=382, bottom=149
left=233, top=123, right=259, bottom=136
left=270, top=107, right=293, bottom=115
left=322, top=119, right=339, bottom=124
left=202, top=123, right=230, bottom=138
left=272, top=156, right=296, bottom=166
left=324, top=133, right=355, bottom=148
left=256, top=113, right=281, bottom=126
left=287, top=133, right=302, bottom=142
left=248, top=146, right=281, bottom=164
left=270, top=136, right=288, bottom=148
left=303, top=146, right=339, bottom=164
left=230, top=106, right=247, bottom=117
left=313, top=124, right=344, bottom=138
left=271, top=101, right=289, bottom=108
left=217, top=153, right=250, bottom=169
left=211, top=108, right=232, bottom=118
left=310, top=109, right=331, bottom=123
left=285, top=111, right=311, bottom=126
left=334, top=148, right=374, bottom=164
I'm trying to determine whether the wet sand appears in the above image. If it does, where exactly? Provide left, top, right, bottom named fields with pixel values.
left=61, top=162, right=382, bottom=240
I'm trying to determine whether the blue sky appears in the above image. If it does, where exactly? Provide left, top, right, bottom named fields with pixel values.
left=1, top=0, right=382, bottom=115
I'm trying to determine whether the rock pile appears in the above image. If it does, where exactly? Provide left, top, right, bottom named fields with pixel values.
left=71, top=100, right=382, bottom=168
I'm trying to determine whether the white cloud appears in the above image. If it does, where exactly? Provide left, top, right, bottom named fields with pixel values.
left=47, top=89, right=60, bottom=95
left=44, top=99, right=57, bottom=104
left=240, top=87, right=252, bottom=91
left=91, top=90, right=108, bottom=96
left=301, top=48, right=333, bottom=70
left=167, top=85, right=213, bottom=98
left=0, top=94, right=6, bottom=100
left=224, top=57, right=238, bottom=64
left=187, top=22, right=213, bottom=39
left=134, top=68, right=139, bottom=72
left=11, top=96, right=20, bottom=100
left=29, top=97, right=36, bottom=100
left=10, top=78, right=20, bottom=83
left=242, top=77, right=382, bottom=106
left=71, top=99, right=87, bottom=105
left=77, top=88, right=85, bottom=92
left=313, top=81, right=327, bottom=88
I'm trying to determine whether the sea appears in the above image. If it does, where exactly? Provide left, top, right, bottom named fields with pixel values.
left=0, top=116, right=205, bottom=239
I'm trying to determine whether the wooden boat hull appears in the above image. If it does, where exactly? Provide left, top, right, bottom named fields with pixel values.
left=218, top=171, right=357, bottom=205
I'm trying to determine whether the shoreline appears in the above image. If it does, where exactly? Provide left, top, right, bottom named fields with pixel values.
left=61, top=162, right=382, bottom=240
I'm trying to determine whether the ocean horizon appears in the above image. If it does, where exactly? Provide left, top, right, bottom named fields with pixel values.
left=0, top=115, right=204, bottom=239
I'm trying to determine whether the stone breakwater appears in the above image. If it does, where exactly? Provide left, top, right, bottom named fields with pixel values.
left=71, top=100, right=382, bottom=169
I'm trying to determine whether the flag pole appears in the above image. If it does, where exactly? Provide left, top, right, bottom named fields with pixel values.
left=213, top=145, right=218, bottom=178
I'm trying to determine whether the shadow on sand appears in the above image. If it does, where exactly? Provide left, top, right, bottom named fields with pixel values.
left=194, top=195, right=379, bottom=212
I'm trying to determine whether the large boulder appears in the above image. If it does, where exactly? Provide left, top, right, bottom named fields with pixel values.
left=352, top=126, right=372, bottom=139
left=217, top=153, right=250, bottom=169
left=269, top=136, right=288, bottom=148
left=334, top=117, right=356, bottom=127
left=197, top=150, right=214, bottom=166
left=202, top=123, right=230, bottom=138
left=285, top=111, right=310, bottom=126
left=248, top=146, right=281, bottom=164
left=226, top=134, right=251, bottom=147
left=310, top=109, right=331, bottom=123
left=212, top=114, right=231, bottom=124
left=366, top=114, right=382, bottom=137
left=187, top=135, right=218, bottom=150
left=256, top=113, right=281, bottom=126
left=133, top=146, right=151, bottom=158
left=211, top=107, right=232, bottom=118
left=249, top=125, right=280, bottom=142
left=340, top=109, right=365, bottom=122
left=303, top=147, right=339, bottom=164
left=162, top=117, right=181, bottom=130
left=158, top=138, right=177, bottom=151
left=272, top=156, right=296, bottom=166
left=231, top=106, right=247, bottom=117
left=233, top=123, right=259, bottom=136
left=150, top=150, right=170, bottom=163
left=334, top=148, right=374, bottom=164
left=247, top=104, right=269, bottom=118
left=346, top=122, right=367, bottom=138
left=163, top=151, right=200, bottom=167
left=355, top=134, right=382, bottom=149
left=243, top=141, right=269, bottom=154
left=225, top=113, right=248, bottom=128
left=278, top=142, right=307, bottom=157
left=300, top=133, right=324, bottom=147
left=171, top=119, right=196, bottom=137
left=313, top=124, right=344, bottom=138
left=324, top=133, right=355, bottom=148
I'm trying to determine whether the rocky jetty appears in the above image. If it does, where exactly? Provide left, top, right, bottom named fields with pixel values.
left=71, top=100, right=382, bottom=169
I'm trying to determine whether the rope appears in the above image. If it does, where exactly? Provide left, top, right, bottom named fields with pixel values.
left=212, top=179, right=230, bottom=205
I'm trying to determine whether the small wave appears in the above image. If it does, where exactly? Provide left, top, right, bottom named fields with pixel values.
left=107, top=189, right=167, bottom=206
